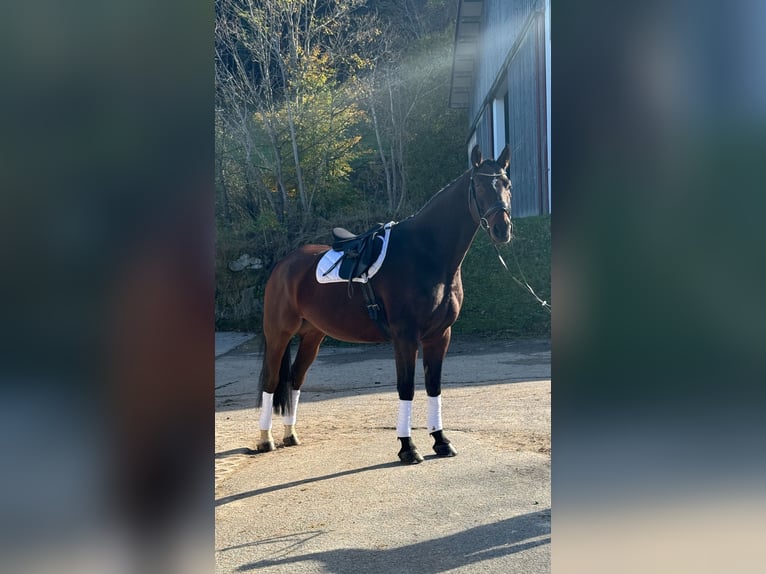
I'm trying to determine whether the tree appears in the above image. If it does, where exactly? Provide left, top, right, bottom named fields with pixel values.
left=216, top=0, right=375, bottom=236
left=356, top=4, right=463, bottom=216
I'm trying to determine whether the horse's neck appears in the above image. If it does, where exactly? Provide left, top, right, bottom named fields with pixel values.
left=408, top=172, right=478, bottom=273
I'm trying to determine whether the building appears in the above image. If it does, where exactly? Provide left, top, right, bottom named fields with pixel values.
left=450, top=0, right=551, bottom=217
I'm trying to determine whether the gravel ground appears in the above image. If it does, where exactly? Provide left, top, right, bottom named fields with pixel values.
left=215, top=335, right=550, bottom=574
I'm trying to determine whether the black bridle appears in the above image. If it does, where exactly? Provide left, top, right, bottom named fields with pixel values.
left=469, top=167, right=550, bottom=312
left=468, top=168, right=511, bottom=231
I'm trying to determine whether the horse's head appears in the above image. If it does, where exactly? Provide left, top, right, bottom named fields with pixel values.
left=469, top=145, right=512, bottom=244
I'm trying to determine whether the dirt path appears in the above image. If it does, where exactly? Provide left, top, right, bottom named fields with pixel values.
left=215, top=335, right=550, bottom=573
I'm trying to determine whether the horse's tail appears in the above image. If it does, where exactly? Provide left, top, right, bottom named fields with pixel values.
left=256, top=334, right=293, bottom=415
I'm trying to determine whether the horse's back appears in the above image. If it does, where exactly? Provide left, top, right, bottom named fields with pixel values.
left=266, top=243, right=389, bottom=343
left=263, top=245, right=327, bottom=323
left=270, top=243, right=327, bottom=273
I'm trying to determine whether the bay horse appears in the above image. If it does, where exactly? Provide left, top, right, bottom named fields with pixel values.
left=255, top=145, right=512, bottom=464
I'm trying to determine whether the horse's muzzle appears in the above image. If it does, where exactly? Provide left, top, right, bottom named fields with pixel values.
left=490, top=214, right=512, bottom=244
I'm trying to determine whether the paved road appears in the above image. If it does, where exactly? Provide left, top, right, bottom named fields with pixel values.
left=215, top=334, right=550, bottom=573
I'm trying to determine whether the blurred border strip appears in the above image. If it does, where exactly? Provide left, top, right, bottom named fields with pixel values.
left=1, top=2, right=214, bottom=573
left=553, top=1, right=766, bottom=572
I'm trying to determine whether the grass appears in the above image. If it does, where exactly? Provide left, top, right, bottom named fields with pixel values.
left=456, top=215, right=551, bottom=338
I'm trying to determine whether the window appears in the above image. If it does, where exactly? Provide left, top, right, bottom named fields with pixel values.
left=492, top=90, right=507, bottom=159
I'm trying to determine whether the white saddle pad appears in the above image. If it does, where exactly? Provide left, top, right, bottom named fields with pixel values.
left=315, top=222, right=394, bottom=284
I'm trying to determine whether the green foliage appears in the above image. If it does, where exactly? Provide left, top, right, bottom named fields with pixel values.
left=457, top=216, right=551, bottom=338
left=397, top=30, right=468, bottom=214
left=217, top=0, right=373, bottom=230
left=251, top=76, right=368, bottom=215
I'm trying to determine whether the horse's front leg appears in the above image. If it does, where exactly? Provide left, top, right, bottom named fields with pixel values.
left=423, top=328, right=457, bottom=457
left=393, top=337, right=423, bottom=464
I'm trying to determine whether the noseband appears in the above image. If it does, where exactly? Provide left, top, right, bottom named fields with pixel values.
left=469, top=169, right=511, bottom=231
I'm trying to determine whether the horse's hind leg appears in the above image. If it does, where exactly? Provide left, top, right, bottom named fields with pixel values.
left=257, top=329, right=294, bottom=452
left=281, top=323, right=325, bottom=446
left=422, top=328, right=457, bottom=457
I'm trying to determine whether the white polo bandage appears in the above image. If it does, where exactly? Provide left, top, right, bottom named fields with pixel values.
left=427, top=394, right=442, bottom=432
left=259, top=391, right=274, bottom=430
left=397, top=400, right=413, bottom=437
left=282, top=389, right=301, bottom=425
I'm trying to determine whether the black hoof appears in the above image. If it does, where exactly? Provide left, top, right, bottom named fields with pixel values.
left=283, top=434, right=300, bottom=447
left=398, top=448, right=424, bottom=464
left=256, top=440, right=276, bottom=453
left=433, top=442, right=457, bottom=457
left=397, top=437, right=423, bottom=464
left=430, top=430, right=457, bottom=457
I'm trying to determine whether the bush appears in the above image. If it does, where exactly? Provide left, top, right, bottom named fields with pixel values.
left=457, top=215, right=551, bottom=338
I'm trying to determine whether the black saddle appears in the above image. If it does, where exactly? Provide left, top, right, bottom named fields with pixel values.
left=326, top=223, right=386, bottom=281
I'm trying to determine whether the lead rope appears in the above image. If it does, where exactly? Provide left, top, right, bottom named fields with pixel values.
left=492, top=243, right=551, bottom=314
left=470, top=168, right=550, bottom=313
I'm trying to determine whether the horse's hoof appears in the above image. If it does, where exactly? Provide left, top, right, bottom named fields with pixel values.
left=398, top=448, right=424, bottom=464
left=283, top=434, right=300, bottom=447
left=433, top=442, right=457, bottom=457
left=256, top=440, right=276, bottom=453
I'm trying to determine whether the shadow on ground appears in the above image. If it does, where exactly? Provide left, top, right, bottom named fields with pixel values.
left=215, top=460, right=402, bottom=507
left=224, top=509, right=550, bottom=573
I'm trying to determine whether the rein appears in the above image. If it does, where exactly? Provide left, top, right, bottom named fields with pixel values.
left=468, top=169, right=551, bottom=314
left=503, top=246, right=551, bottom=313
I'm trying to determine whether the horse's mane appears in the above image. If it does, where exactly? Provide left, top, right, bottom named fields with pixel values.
left=407, top=159, right=501, bottom=219
left=408, top=172, right=466, bottom=218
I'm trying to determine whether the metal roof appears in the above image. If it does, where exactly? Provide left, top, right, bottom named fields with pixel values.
left=449, top=0, right=483, bottom=109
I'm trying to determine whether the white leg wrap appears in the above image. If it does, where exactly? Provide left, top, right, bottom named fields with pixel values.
left=397, top=400, right=413, bottom=437
left=427, top=394, right=443, bottom=433
left=281, top=389, right=301, bottom=426
left=259, top=392, right=274, bottom=431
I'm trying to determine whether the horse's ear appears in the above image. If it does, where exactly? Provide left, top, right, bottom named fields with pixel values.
left=496, top=145, right=511, bottom=171
left=471, top=145, right=482, bottom=168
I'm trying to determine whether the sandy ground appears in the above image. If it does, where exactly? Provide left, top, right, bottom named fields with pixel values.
left=215, top=335, right=550, bottom=574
